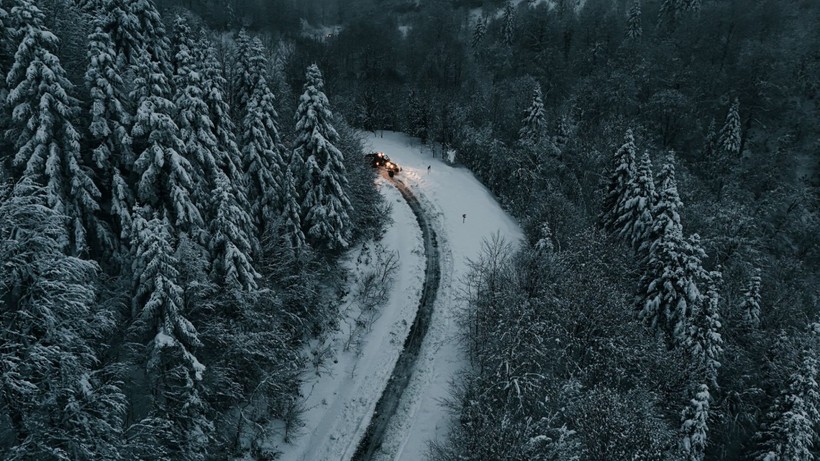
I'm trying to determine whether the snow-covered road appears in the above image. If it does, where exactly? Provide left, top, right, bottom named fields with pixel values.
left=272, top=131, right=523, bottom=461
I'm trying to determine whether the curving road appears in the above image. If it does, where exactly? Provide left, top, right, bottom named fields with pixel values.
left=351, top=176, right=441, bottom=461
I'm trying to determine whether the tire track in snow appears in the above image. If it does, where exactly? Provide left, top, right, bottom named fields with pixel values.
left=351, top=176, right=441, bottom=461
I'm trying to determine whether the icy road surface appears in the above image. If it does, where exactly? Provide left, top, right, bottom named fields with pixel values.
left=274, top=131, right=523, bottom=461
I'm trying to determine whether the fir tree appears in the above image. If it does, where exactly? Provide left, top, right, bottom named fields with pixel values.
left=231, top=28, right=267, bottom=122
left=6, top=0, right=102, bottom=255
left=701, top=118, right=718, bottom=161
left=172, top=17, right=220, bottom=220
left=293, top=64, right=353, bottom=250
left=534, top=222, right=555, bottom=254
left=131, top=53, right=202, bottom=232
left=553, top=114, right=571, bottom=152
left=128, top=0, right=171, bottom=76
left=717, top=98, right=741, bottom=156
left=626, top=0, right=642, bottom=39
left=616, top=151, right=657, bottom=253
left=740, top=269, right=763, bottom=328
left=754, top=355, right=820, bottom=461
left=600, top=129, right=638, bottom=233
left=85, top=20, right=134, bottom=251
left=96, top=0, right=143, bottom=69
left=0, top=181, right=126, bottom=460
left=519, top=83, right=547, bottom=144
left=684, top=268, right=723, bottom=388
left=642, top=151, right=683, bottom=263
left=129, top=208, right=211, bottom=461
left=281, top=168, right=307, bottom=256
left=680, top=383, right=711, bottom=461
left=407, top=89, right=428, bottom=142
left=241, top=70, right=287, bottom=230
left=502, top=1, right=515, bottom=46
left=471, top=17, right=486, bottom=49
left=209, top=173, right=260, bottom=292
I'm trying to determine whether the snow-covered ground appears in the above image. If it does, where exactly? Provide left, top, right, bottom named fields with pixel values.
left=274, top=131, right=523, bottom=460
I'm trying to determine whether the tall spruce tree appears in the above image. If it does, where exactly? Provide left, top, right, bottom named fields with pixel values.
left=209, top=173, right=260, bottom=292
left=601, top=129, right=638, bottom=233
left=241, top=68, right=286, bottom=231
left=754, top=354, right=820, bottom=461
left=502, top=1, right=515, bottom=46
left=129, top=208, right=210, bottom=461
left=471, top=17, right=486, bottom=50
left=617, top=150, right=657, bottom=253
left=717, top=98, right=741, bottom=157
left=281, top=168, right=306, bottom=255
left=519, top=83, right=547, bottom=144
left=85, top=20, right=134, bottom=254
left=131, top=52, right=202, bottom=233
left=128, top=0, right=171, bottom=76
left=6, top=0, right=102, bottom=256
left=740, top=269, right=763, bottom=328
left=626, top=0, right=642, bottom=39
left=0, top=181, right=126, bottom=460
left=96, top=0, right=143, bottom=69
left=685, top=269, right=723, bottom=388
left=293, top=64, right=353, bottom=250
left=172, top=17, right=220, bottom=220
left=680, top=383, right=711, bottom=461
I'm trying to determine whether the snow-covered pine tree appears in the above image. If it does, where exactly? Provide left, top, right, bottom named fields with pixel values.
left=754, top=354, right=820, bottom=461
left=616, top=151, right=657, bottom=253
left=129, top=208, right=211, bottom=461
left=172, top=17, right=221, bottom=221
left=502, top=1, right=515, bottom=46
left=680, top=383, right=711, bottom=461
left=231, top=28, right=268, bottom=122
left=196, top=35, right=246, bottom=191
left=131, top=52, right=203, bottom=233
left=6, top=0, right=102, bottom=256
left=553, top=114, right=571, bottom=152
left=600, top=129, right=638, bottom=233
left=701, top=118, right=718, bottom=161
left=471, top=17, right=486, bottom=49
left=626, top=0, right=642, bottom=39
left=281, top=168, right=306, bottom=256
left=407, top=89, right=428, bottom=142
left=85, top=20, right=134, bottom=254
left=95, top=0, right=143, bottom=69
left=128, top=0, right=171, bottom=77
left=641, top=150, right=683, bottom=263
left=519, top=83, right=547, bottom=145
left=209, top=173, right=260, bottom=292
left=293, top=64, right=353, bottom=250
left=717, top=98, right=741, bottom=157
left=0, top=180, right=127, bottom=460
left=638, top=153, right=702, bottom=346
left=740, top=268, right=762, bottom=328
left=241, top=65, right=287, bottom=231
left=534, top=221, right=555, bottom=254
left=684, top=268, right=723, bottom=389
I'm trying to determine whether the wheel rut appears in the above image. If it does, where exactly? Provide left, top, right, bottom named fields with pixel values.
left=351, top=177, right=441, bottom=461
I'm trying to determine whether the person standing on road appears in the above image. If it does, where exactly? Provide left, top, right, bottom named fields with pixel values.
left=462, top=213, right=466, bottom=223
left=427, top=165, right=431, bottom=174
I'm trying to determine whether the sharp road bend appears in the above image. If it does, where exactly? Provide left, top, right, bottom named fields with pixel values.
left=352, top=176, right=442, bottom=461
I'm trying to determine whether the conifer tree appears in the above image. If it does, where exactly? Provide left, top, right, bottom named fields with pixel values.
left=95, top=0, right=142, bottom=69
left=281, top=168, right=307, bottom=256
left=0, top=181, right=126, bottom=460
left=740, top=269, right=762, bottom=328
left=131, top=52, right=202, bottom=232
left=197, top=36, right=246, bottom=191
left=172, top=17, right=220, bottom=218
left=6, top=0, right=102, bottom=255
left=502, top=1, right=515, bottom=46
left=701, top=118, right=718, bottom=160
left=754, top=355, right=820, bottom=461
left=534, top=222, right=555, bottom=254
left=231, top=29, right=266, bottom=122
left=130, top=208, right=211, bottom=461
left=407, top=89, right=428, bottom=142
left=471, top=17, right=486, bottom=49
left=85, top=20, right=134, bottom=251
left=685, top=269, right=723, bottom=388
left=617, top=151, right=657, bottom=253
left=519, top=83, right=547, bottom=144
left=601, top=129, right=638, bottom=233
left=293, top=64, right=353, bottom=249
left=717, top=98, right=741, bottom=156
left=626, top=0, right=642, bottom=39
left=128, top=0, right=171, bottom=76
left=642, top=151, right=683, bottom=262
left=553, top=115, right=571, bottom=152
left=241, top=70, right=287, bottom=230
left=680, top=383, right=711, bottom=461
left=209, top=173, right=260, bottom=292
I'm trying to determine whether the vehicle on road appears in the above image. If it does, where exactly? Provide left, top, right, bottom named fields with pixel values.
left=365, top=152, right=400, bottom=177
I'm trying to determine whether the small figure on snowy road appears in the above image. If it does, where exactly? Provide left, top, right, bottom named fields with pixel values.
left=462, top=213, right=466, bottom=223
left=427, top=165, right=431, bottom=174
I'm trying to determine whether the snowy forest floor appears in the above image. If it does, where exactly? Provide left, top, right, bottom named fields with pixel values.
left=266, top=132, right=524, bottom=461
